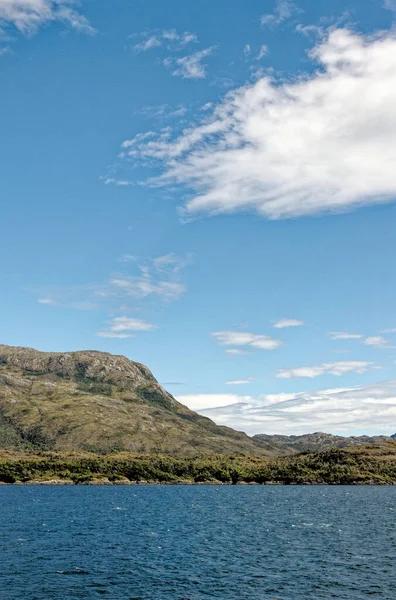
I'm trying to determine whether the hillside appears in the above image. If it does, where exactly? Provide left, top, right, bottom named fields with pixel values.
left=0, top=344, right=266, bottom=456
left=253, top=432, right=393, bottom=454
left=1, top=441, right=395, bottom=485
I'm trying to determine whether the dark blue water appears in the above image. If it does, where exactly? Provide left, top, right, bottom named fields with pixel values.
left=0, top=486, right=395, bottom=599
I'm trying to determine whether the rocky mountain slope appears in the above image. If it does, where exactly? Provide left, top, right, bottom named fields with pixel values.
left=0, top=344, right=267, bottom=456
left=253, top=431, right=394, bottom=454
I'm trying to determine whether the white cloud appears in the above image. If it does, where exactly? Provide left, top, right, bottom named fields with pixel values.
left=97, top=316, right=157, bottom=339
left=0, top=0, right=95, bottom=35
left=274, top=318, right=304, bottom=329
left=212, top=331, right=284, bottom=351
left=243, top=43, right=251, bottom=57
left=133, top=36, right=162, bottom=53
left=384, top=0, right=396, bottom=11
left=38, top=297, right=97, bottom=310
left=328, top=331, right=364, bottom=340
left=35, top=253, right=189, bottom=319
left=110, top=277, right=186, bottom=301
left=257, top=44, right=268, bottom=60
left=132, top=29, right=198, bottom=53
left=382, top=328, right=396, bottom=333
left=177, top=393, right=246, bottom=411
left=363, top=336, right=390, bottom=348
left=277, top=360, right=375, bottom=379
left=96, top=332, right=132, bottom=339
left=122, top=29, right=396, bottom=220
left=225, top=349, right=250, bottom=356
left=226, top=378, right=254, bottom=385
left=179, top=380, right=396, bottom=435
left=261, top=1, right=302, bottom=27
left=103, top=177, right=134, bottom=187
left=109, top=253, right=189, bottom=302
left=164, top=47, right=214, bottom=79
left=162, top=29, right=197, bottom=47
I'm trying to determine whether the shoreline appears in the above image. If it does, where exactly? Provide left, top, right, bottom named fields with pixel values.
left=1, top=479, right=395, bottom=486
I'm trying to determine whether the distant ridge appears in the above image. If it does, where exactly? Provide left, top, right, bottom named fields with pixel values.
left=253, top=431, right=393, bottom=454
left=0, top=344, right=267, bottom=456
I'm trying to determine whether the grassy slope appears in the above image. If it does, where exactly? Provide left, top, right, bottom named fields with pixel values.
left=0, top=346, right=269, bottom=456
left=1, top=441, right=395, bottom=485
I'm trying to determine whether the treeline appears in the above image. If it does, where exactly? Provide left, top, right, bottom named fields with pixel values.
left=1, top=444, right=396, bottom=484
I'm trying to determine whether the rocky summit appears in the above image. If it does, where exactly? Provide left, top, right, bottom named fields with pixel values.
left=0, top=344, right=266, bottom=456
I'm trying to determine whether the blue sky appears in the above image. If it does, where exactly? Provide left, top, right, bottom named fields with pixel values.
left=1, top=0, right=396, bottom=436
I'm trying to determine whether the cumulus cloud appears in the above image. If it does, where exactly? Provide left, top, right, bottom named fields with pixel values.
left=277, top=360, right=375, bottom=379
left=274, top=318, right=304, bottom=329
left=121, top=29, right=396, bottom=220
left=225, top=349, right=250, bottom=356
left=97, top=316, right=157, bottom=339
left=261, top=1, right=302, bottom=27
left=212, top=331, right=284, bottom=351
left=0, top=0, right=95, bottom=35
left=164, top=47, right=215, bottom=79
left=178, top=380, right=396, bottom=435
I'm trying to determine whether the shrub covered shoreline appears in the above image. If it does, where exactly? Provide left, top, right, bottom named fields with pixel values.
left=1, top=441, right=396, bottom=486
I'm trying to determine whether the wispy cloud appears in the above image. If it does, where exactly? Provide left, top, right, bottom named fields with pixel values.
left=38, top=298, right=98, bottom=311
left=327, top=332, right=364, bottom=340
left=97, top=316, right=157, bottom=339
left=35, top=253, right=190, bottom=337
left=178, top=380, right=396, bottom=435
left=226, top=378, right=254, bottom=385
left=0, top=0, right=95, bottom=36
left=132, top=28, right=198, bottom=53
left=277, top=360, right=375, bottom=379
left=384, top=0, right=396, bottom=11
left=225, top=349, right=250, bottom=356
left=257, top=44, right=268, bottom=60
left=133, top=36, right=162, bottom=53
left=212, top=331, right=284, bottom=351
left=37, top=254, right=190, bottom=307
left=119, top=29, right=396, bottom=220
left=328, top=331, right=392, bottom=348
left=274, top=318, right=304, bottom=329
left=261, top=1, right=302, bottom=27
left=363, top=336, right=390, bottom=349
left=164, top=46, right=215, bottom=79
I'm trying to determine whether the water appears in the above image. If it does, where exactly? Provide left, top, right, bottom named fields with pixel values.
left=0, top=485, right=395, bottom=599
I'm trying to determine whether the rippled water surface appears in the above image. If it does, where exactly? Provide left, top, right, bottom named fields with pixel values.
left=0, top=485, right=395, bottom=599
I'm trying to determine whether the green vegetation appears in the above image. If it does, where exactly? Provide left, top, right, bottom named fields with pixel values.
left=0, top=344, right=268, bottom=456
left=1, top=441, right=395, bottom=485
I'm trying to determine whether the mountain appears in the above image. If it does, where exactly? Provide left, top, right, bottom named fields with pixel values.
left=0, top=344, right=266, bottom=456
left=253, top=432, right=393, bottom=454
